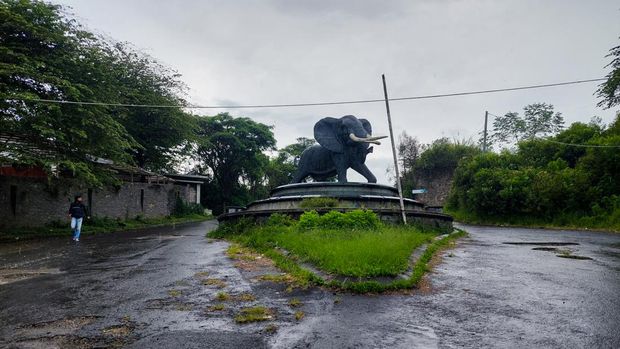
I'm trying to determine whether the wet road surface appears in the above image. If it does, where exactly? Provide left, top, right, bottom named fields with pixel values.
left=0, top=221, right=618, bottom=348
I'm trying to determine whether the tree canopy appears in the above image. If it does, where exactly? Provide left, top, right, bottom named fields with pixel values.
left=0, top=0, right=194, bottom=184
left=597, top=39, right=620, bottom=109
left=396, top=134, right=480, bottom=198
left=490, top=103, right=564, bottom=149
left=448, top=115, right=620, bottom=230
left=193, top=113, right=276, bottom=213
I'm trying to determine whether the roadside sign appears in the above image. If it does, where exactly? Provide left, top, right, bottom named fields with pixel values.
left=411, top=189, right=427, bottom=194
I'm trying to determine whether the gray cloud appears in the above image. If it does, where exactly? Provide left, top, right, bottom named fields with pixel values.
left=57, top=0, right=620, bottom=184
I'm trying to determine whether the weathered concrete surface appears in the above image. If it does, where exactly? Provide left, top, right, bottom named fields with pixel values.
left=0, top=222, right=618, bottom=348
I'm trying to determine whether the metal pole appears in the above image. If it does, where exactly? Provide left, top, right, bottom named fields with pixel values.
left=382, top=74, right=407, bottom=224
left=483, top=110, right=488, bottom=152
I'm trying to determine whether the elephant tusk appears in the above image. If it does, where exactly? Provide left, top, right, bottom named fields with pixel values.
left=349, top=133, right=364, bottom=142
left=349, top=133, right=387, bottom=143
left=366, top=135, right=388, bottom=141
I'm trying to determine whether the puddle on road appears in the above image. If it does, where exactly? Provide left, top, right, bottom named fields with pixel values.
left=132, top=235, right=185, bottom=241
left=557, top=254, right=593, bottom=260
left=503, top=242, right=579, bottom=246
left=532, top=247, right=559, bottom=252
left=529, top=247, right=593, bottom=261
left=0, top=268, right=63, bottom=285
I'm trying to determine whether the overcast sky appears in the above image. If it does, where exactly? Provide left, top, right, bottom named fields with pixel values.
left=56, top=0, right=619, bottom=184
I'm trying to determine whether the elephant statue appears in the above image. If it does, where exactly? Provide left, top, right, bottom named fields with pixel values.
left=291, top=115, right=386, bottom=183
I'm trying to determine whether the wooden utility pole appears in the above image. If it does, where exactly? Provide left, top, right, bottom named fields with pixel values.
left=483, top=110, right=489, bottom=152
left=382, top=74, right=407, bottom=224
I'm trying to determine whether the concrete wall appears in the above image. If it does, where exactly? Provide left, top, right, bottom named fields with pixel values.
left=0, top=176, right=194, bottom=229
left=175, top=183, right=198, bottom=205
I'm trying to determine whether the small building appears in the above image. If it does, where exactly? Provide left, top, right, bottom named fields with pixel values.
left=0, top=164, right=202, bottom=229
left=165, top=174, right=209, bottom=205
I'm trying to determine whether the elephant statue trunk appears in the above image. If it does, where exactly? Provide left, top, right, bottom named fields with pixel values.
left=291, top=115, right=385, bottom=183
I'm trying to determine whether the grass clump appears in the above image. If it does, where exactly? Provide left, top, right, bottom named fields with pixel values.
left=294, top=311, right=305, bottom=321
left=264, top=324, right=278, bottom=334
left=259, top=274, right=293, bottom=283
left=168, top=290, right=182, bottom=297
left=194, top=271, right=210, bottom=278
left=202, top=278, right=227, bottom=288
left=266, top=213, right=295, bottom=226
left=175, top=304, right=192, bottom=311
left=236, top=293, right=256, bottom=302
left=207, top=304, right=225, bottom=312
left=234, top=306, right=274, bottom=323
left=215, top=292, right=230, bottom=301
left=299, top=197, right=339, bottom=209
left=288, top=298, right=302, bottom=307
left=227, top=244, right=257, bottom=261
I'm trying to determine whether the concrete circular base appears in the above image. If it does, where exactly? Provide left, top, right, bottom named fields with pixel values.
left=217, top=182, right=453, bottom=230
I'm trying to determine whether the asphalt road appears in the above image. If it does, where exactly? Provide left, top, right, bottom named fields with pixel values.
left=0, top=221, right=618, bottom=348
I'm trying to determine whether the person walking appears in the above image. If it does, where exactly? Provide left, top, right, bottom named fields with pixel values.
left=68, top=195, right=89, bottom=242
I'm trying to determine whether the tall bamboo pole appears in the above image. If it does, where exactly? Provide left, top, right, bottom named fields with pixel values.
left=382, top=74, right=407, bottom=224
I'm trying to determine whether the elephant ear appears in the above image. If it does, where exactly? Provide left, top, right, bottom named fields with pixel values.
left=314, top=117, right=344, bottom=153
left=360, top=118, right=372, bottom=135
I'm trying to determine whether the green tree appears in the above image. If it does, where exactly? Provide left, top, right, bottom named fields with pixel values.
left=0, top=0, right=197, bottom=183
left=0, top=0, right=137, bottom=184
left=97, top=42, right=196, bottom=172
left=396, top=132, right=423, bottom=195
left=447, top=115, right=620, bottom=230
left=597, top=39, right=620, bottom=109
left=413, top=138, right=480, bottom=176
left=491, top=103, right=564, bottom=148
left=193, top=113, right=276, bottom=213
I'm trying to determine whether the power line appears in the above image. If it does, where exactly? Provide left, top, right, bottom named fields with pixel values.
left=3, top=78, right=606, bottom=109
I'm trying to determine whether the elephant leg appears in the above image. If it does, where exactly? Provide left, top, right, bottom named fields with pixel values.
left=351, top=163, right=377, bottom=183
left=332, top=154, right=348, bottom=182
left=291, top=169, right=307, bottom=183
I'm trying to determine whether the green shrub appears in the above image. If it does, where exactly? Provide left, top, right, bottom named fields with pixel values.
left=266, top=213, right=294, bottom=226
left=298, top=209, right=380, bottom=230
left=299, top=197, right=339, bottom=209
left=210, top=217, right=255, bottom=237
left=173, top=196, right=204, bottom=217
left=298, top=210, right=321, bottom=229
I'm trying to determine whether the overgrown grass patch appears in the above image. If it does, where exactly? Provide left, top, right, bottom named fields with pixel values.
left=210, top=210, right=465, bottom=293
left=234, top=306, right=274, bottom=323
left=214, top=211, right=435, bottom=278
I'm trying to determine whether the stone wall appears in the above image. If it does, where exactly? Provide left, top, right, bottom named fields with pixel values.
left=414, top=170, right=454, bottom=207
left=0, top=176, right=191, bottom=229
